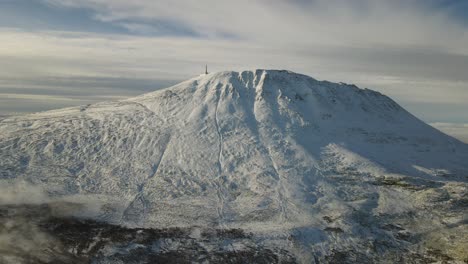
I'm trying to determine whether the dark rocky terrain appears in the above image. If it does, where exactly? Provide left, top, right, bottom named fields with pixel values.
left=2, top=202, right=466, bottom=264
left=0, top=203, right=296, bottom=264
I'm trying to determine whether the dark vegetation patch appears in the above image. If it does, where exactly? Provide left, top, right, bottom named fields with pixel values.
left=2, top=203, right=463, bottom=263
left=324, top=227, right=344, bottom=233
left=0, top=204, right=296, bottom=264
left=372, top=176, right=443, bottom=191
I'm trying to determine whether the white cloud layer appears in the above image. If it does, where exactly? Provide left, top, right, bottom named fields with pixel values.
left=431, top=123, right=468, bottom=143
left=43, top=0, right=468, bottom=52
left=1, top=0, right=467, bottom=122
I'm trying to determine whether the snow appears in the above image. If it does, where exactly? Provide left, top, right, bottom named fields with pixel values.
left=1, top=69, right=467, bottom=262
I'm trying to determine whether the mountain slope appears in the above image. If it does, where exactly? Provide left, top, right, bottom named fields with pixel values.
left=1, top=70, right=467, bottom=263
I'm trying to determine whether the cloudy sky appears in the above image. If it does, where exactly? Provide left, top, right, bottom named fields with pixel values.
left=1, top=0, right=467, bottom=140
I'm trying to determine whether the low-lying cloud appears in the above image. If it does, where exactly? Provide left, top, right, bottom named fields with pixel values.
left=431, top=123, right=468, bottom=144
left=0, top=180, right=49, bottom=205
left=0, top=179, right=129, bottom=263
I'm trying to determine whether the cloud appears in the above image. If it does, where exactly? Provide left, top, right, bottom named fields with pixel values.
left=431, top=123, right=468, bottom=143
left=0, top=179, right=127, bottom=263
left=42, top=0, right=468, bottom=52
left=0, top=1, right=467, bottom=122
left=431, top=122, right=468, bottom=128
left=0, top=180, right=49, bottom=205
left=0, top=73, right=179, bottom=114
left=0, top=179, right=128, bottom=229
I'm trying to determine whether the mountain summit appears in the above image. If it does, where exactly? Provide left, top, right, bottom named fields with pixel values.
left=1, top=70, right=467, bottom=262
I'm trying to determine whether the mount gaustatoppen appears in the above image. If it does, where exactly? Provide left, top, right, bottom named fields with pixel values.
left=1, top=70, right=467, bottom=263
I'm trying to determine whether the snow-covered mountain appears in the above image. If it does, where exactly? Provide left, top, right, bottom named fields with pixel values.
left=1, top=70, right=467, bottom=263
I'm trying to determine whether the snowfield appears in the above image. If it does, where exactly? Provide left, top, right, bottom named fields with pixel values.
left=1, top=70, right=467, bottom=263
